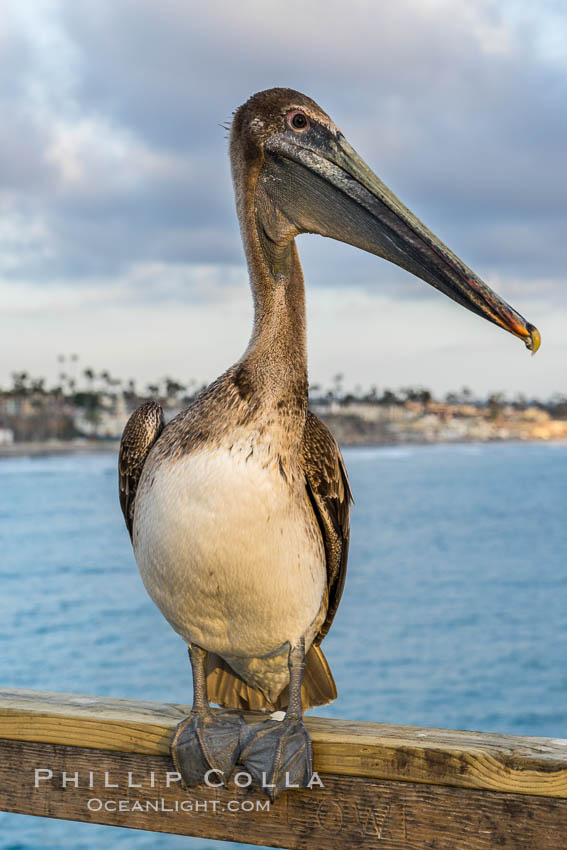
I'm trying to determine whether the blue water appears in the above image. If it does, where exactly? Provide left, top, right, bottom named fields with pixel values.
left=1, top=443, right=566, bottom=848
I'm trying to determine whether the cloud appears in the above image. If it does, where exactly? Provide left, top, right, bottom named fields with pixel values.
left=0, top=264, right=563, bottom=398
left=0, top=0, right=563, bottom=393
left=1, top=0, right=565, bottom=293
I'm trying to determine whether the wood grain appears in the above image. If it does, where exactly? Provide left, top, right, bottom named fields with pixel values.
left=0, top=688, right=566, bottom=799
left=1, top=739, right=566, bottom=849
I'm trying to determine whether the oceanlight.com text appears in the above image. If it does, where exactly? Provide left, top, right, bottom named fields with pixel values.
left=86, top=798, right=270, bottom=814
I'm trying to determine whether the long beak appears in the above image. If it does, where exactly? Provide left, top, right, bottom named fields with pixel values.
left=262, top=128, right=540, bottom=353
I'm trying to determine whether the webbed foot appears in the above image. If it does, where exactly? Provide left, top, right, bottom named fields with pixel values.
left=171, top=710, right=245, bottom=787
left=239, top=716, right=313, bottom=799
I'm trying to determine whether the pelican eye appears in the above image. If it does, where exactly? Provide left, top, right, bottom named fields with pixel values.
left=286, top=110, right=310, bottom=132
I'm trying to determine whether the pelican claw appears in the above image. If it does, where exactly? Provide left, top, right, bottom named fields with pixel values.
left=239, top=716, right=313, bottom=800
left=171, top=711, right=245, bottom=788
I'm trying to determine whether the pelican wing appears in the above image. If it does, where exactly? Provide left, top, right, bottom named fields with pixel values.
left=301, top=411, right=352, bottom=644
left=118, top=400, right=165, bottom=539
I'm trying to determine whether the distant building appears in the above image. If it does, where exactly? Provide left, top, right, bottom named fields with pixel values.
left=73, top=394, right=130, bottom=439
left=0, top=428, right=14, bottom=445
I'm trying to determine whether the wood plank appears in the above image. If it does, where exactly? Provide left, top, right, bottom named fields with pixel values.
left=1, top=739, right=566, bottom=850
left=0, top=688, right=566, bottom=799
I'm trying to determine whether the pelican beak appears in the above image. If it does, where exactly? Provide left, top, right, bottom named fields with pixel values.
left=262, top=127, right=540, bottom=353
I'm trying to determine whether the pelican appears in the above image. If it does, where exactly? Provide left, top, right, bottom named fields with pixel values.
left=118, top=88, right=540, bottom=797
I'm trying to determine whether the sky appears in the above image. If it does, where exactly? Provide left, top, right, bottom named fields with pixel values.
left=0, top=0, right=565, bottom=398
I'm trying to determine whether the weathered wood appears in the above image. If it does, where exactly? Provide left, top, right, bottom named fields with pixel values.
left=1, top=738, right=566, bottom=849
left=0, top=688, right=566, bottom=798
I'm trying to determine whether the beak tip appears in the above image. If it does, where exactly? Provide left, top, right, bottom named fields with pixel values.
left=525, top=324, right=541, bottom=355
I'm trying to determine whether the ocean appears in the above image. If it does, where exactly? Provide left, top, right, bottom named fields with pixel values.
left=1, top=442, right=566, bottom=848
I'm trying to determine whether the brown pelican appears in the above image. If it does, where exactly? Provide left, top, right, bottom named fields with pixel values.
left=118, top=88, right=540, bottom=798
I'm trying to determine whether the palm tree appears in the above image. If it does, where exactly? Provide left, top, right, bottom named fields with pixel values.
left=165, top=377, right=185, bottom=399
left=11, top=372, right=29, bottom=396
left=83, top=368, right=95, bottom=392
left=331, top=373, right=344, bottom=403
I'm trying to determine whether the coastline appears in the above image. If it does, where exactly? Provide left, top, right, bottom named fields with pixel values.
left=0, top=440, right=120, bottom=458
left=1, top=435, right=565, bottom=459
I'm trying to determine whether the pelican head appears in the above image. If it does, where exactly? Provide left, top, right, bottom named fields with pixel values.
left=231, top=87, right=540, bottom=353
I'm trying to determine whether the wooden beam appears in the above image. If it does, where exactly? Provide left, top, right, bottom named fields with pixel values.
left=0, top=688, right=566, bottom=848
left=1, top=688, right=566, bottom=797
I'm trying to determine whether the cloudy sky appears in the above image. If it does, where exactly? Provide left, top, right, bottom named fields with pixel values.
left=1, top=0, right=565, bottom=397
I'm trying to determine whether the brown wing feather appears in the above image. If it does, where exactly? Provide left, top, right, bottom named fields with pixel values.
left=301, top=410, right=352, bottom=645
left=118, top=401, right=165, bottom=539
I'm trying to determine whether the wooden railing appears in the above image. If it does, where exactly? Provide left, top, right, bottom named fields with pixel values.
left=0, top=688, right=566, bottom=848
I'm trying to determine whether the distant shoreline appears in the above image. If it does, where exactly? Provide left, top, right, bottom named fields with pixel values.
left=0, top=440, right=120, bottom=458
left=1, top=435, right=565, bottom=459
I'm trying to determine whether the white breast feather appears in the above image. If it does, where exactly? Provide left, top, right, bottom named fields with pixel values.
left=133, top=444, right=326, bottom=666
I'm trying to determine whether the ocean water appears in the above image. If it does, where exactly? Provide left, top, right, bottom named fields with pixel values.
left=0, top=442, right=566, bottom=848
